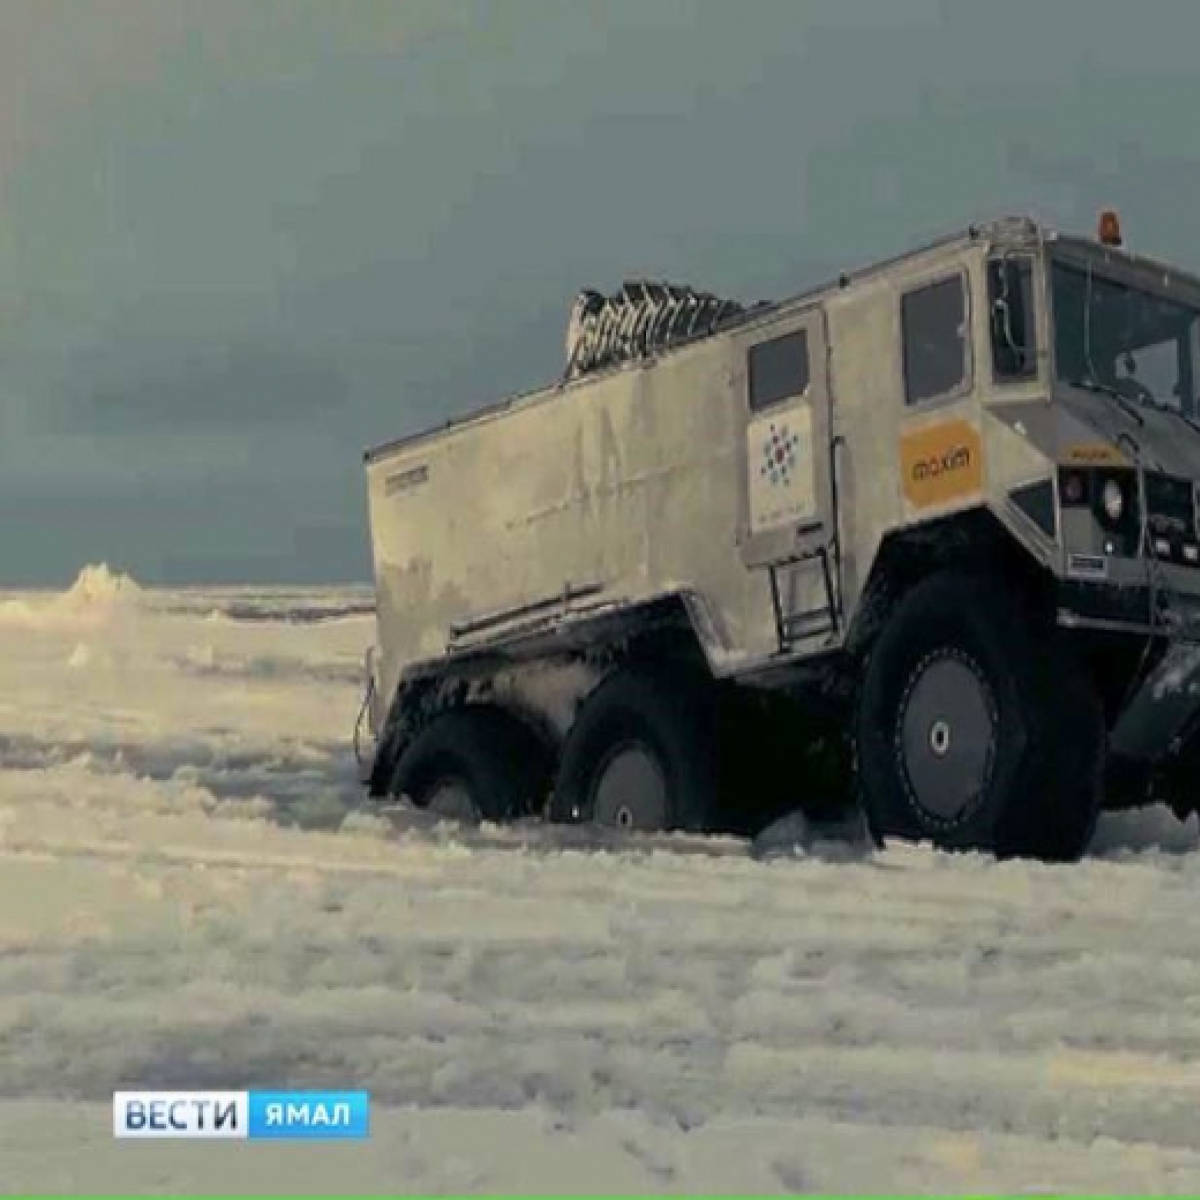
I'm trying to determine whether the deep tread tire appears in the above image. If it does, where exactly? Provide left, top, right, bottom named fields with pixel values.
left=854, top=570, right=1104, bottom=861
left=390, top=706, right=548, bottom=823
left=552, top=667, right=719, bottom=832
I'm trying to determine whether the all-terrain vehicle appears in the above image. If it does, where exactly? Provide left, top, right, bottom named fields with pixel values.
left=358, top=211, right=1200, bottom=860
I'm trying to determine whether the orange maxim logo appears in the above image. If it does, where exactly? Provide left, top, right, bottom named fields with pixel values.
left=1062, top=442, right=1127, bottom=467
left=900, top=419, right=984, bottom=509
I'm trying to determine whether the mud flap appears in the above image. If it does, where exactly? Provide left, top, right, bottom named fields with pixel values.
left=1109, top=639, right=1200, bottom=763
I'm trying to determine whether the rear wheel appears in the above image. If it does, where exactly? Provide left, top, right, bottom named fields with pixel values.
left=390, top=706, right=549, bottom=824
left=552, top=667, right=719, bottom=833
left=854, top=570, right=1104, bottom=861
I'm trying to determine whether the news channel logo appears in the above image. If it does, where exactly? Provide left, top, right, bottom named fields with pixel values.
left=113, top=1091, right=370, bottom=1141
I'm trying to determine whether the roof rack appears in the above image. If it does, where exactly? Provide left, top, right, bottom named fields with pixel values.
left=564, top=280, right=747, bottom=380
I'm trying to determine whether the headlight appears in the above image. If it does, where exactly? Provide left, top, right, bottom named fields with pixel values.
left=1102, top=478, right=1125, bottom=522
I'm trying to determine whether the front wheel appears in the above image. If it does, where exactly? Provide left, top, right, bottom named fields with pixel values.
left=854, top=570, right=1104, bottom=861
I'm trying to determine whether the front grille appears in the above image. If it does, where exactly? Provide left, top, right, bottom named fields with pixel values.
left=1145, top=472, right=1200, bottom=567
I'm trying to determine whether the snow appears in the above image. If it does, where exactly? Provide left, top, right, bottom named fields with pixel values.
left=4, top=566, right=1200, bottom=1194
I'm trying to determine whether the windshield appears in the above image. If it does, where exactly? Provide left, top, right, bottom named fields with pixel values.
left=1053, top=261, right=1200, bottom=416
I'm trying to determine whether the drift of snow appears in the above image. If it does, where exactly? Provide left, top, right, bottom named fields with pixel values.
left=0, top=563, right=143, bottom=632
left=3, top=567, right=1200, bottom=1194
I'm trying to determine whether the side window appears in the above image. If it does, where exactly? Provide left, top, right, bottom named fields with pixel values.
left=748, top=329, right=810, bottom=413
left=1126, top=338, right=1183, bottom=410
left=902, top=275, right=968, bottom=405
left=988, top=257, right=1037, bottom=380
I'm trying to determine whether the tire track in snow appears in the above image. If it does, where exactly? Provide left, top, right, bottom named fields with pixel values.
left=4, top=578, right=1200, bottom=1191
left=5, top=825, right=1200, bottom=1153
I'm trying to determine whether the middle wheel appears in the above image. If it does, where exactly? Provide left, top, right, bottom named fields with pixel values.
left=551, top=667, right=719, bottom=833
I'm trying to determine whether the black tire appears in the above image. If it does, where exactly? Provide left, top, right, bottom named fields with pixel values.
left=551, top=667, right=719, bottom=832
left=853, top=570, right=1104, bottom=861
left=390, top=706, right=549, bottom=824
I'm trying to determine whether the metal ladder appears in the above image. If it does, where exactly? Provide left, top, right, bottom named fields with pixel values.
left=767, top=432, right=846, bottom=654
left=768, top=541, right=842, bottom=653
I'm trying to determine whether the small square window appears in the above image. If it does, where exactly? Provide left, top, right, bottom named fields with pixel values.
left=902, top=276, right=968, bottom=405
left=748, top=330, right=810, bottom=412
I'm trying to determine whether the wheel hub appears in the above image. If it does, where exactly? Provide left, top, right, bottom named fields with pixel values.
left=929, top=719, right=952, bottom=758
left=897, top=651, right=997, bottom=826
left=424, top=778, right=480, bottom=823
left=591, top=742, right=668, bottom=831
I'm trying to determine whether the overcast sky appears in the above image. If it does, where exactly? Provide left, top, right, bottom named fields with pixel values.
left=3, top=0, right=1200, bottom=585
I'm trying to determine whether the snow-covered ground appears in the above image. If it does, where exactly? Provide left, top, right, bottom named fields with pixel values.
left=4, top=566, right=1200, bottom=1195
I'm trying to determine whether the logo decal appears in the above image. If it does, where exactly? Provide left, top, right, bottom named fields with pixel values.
left=760, top=422, right=801, bottom=487
left=384, top=464, right=430, bottom=497
left=1062, top=442, right=1128, bottom=467
left=900, top=418, right=984, bottom=509
left=747, top=406, right=816, bottom=534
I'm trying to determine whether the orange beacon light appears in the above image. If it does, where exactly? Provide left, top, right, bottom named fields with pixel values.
left=1098, top=208, right=1123, bottom=247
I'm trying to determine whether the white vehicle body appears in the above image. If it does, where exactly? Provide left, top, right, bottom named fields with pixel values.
left=359, top=214, right=1200, bottom=860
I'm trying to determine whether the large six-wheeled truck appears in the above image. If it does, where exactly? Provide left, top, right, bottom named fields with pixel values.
left=357, top=211, right=1200, bottom=861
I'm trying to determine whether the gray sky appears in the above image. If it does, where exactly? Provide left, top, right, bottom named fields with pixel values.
left=3, top=0, right=1200, bottom=585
